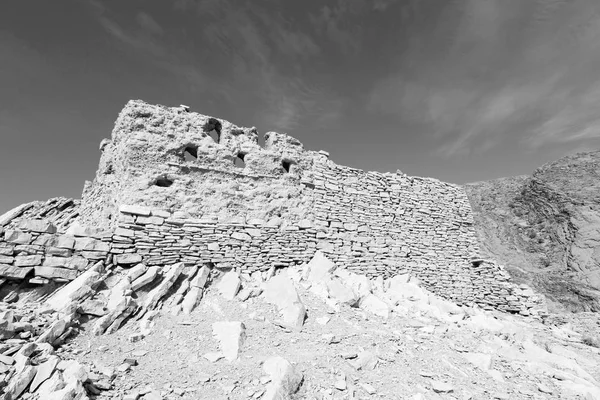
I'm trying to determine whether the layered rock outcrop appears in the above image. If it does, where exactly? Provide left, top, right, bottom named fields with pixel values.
left=466, top=151, right=600, bottom=312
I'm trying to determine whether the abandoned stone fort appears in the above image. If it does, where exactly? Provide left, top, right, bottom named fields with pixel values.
left=0, top=100, right=544, bottom=316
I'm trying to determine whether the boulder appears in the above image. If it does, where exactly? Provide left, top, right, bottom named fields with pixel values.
left=326, top=278, right=358, bottom=306
left=263, top=272, right=306, bottom=330
left=262, top=356, right=303, bottom=400
left=217, top=270, right=241, bottom=300
left=359, top=294, right=390, bottom=318
left=212, top=321, right=246, bottom=361
left=306, top=251, right=336, bottom=283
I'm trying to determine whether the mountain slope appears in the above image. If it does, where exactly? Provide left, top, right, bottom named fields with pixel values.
left=465, top=151, right=600, bottom=313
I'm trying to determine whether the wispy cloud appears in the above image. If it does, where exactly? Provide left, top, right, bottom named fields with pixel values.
left=367, top=0, right=600, bottom=156
left=88, top=0, right=343, bottom=132
left=136, top=12, right=164, bottom=36
left=309, top=0, right=366, bottom=56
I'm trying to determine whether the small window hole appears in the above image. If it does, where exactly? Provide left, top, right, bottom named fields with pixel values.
left=282, top=159, right=294, bottom=173
left=184, top=145, right=198, bottom=162
left=206, top=118, right=222, bottom=144
left=234, top=153, right=246, bottom=168
left=258, top=133, right=266, bottom=148
left=155, top=177, right=174, bottom=187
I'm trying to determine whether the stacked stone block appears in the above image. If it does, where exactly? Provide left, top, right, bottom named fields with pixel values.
left=0, top=219, right=108, bottom=284
left=110, top=205, right=544, bottom=315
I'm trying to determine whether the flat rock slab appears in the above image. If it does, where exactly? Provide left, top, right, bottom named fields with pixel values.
left=212, top=321, right=246, bottom=361
left=217, top=270, right=241, bottom=300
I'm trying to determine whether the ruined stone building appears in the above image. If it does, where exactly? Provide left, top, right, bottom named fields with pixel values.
left=0, top=100, right=543, bottom=314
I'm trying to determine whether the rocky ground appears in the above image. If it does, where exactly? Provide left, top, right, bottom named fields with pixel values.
left=1, top=253, right=600, bottom=400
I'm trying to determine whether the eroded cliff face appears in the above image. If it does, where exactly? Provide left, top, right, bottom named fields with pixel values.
left=466, top=151, right=600, bottom=312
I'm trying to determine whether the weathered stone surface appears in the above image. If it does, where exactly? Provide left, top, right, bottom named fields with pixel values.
left=190, top=265, right=210, bottom=288
left=14, top=255, right=43, bottom=267
left=181, top=287, right=202, bottom=314
left=54, top=235, right=75, bottom=249
left=64, top=255, right=88, bottom=271
left=131, top=266, right=159, bottom=290
left=217, top=270, right=241, bottom=300
left=45, top=261, right=103, bottom=311
left=144, top=262, right=185, bottom=310
left=35, top=370, right=65, bottom=395
left=30, top=355, right=59, bottom=392
left=264, top=272, right=306, bottom=330
left=36, top=315, right=72, bottom=344
left=74, top=237, right=110, bottom=252
left=116, top=253, right=143, bottom=265
left=34, top=266, right=78, bottom=281
left=126, top=263, right=148, bottom=282
left=42, top=256, right=70, bottom=268
left=0, top=255, right=14, bottom=264
left=0, top=264, right=33, bottom=279
left=4, top=365, right=36, bottom=399
left=119, top=204, right=152, bottom=216
left=307, top=251, right=336, bottom=283
left=262, top=356, right=303, bottom=400
left=19, top=219, right=56, bottom=233
left=327, top=278, right=359, bottom=306
left=212, top=321, right=246, bottom=361
left=359, top=294, right=390, bottom=318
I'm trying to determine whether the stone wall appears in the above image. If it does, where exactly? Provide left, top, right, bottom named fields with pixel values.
left=108, top=204, right=543, bottom=314
left=0, top=219, right=109, bottom=283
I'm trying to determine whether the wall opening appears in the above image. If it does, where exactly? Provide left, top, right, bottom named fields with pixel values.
left=234, top=152, right=246, bottom=168
left=282, top=159, right=295, bottom=173
left=206, top=118, right=222, bottom=144
left=257, top=133, right=266, bottom=148
left=183, top=145, right=198, bottom=162
left=155, top=177, right=174, bottom=187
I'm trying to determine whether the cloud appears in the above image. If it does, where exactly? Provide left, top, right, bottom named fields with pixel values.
left=309, top=0, right=366, bottom=56
left=178, top=0, right=341, bottom=131
left=367, top=0, right=600, bottom=156
left=527, top=82, right=600, bottom=148
left=373, top=0, right=401, bottom=12
left=89, top=0, right=343, bottom=132
left=136, top=12, right=164, bottom=36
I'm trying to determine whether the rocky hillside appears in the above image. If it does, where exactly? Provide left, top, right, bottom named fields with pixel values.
left=1, top=251, right=600, bottom=399
left=466, top=150, right=600, bottom=313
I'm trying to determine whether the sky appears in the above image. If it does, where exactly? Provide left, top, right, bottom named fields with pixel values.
left=3, top=0, right=600, bottom=212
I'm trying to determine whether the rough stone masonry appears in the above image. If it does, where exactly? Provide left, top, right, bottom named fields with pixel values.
left=0, top=100, right=544, bottom=315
